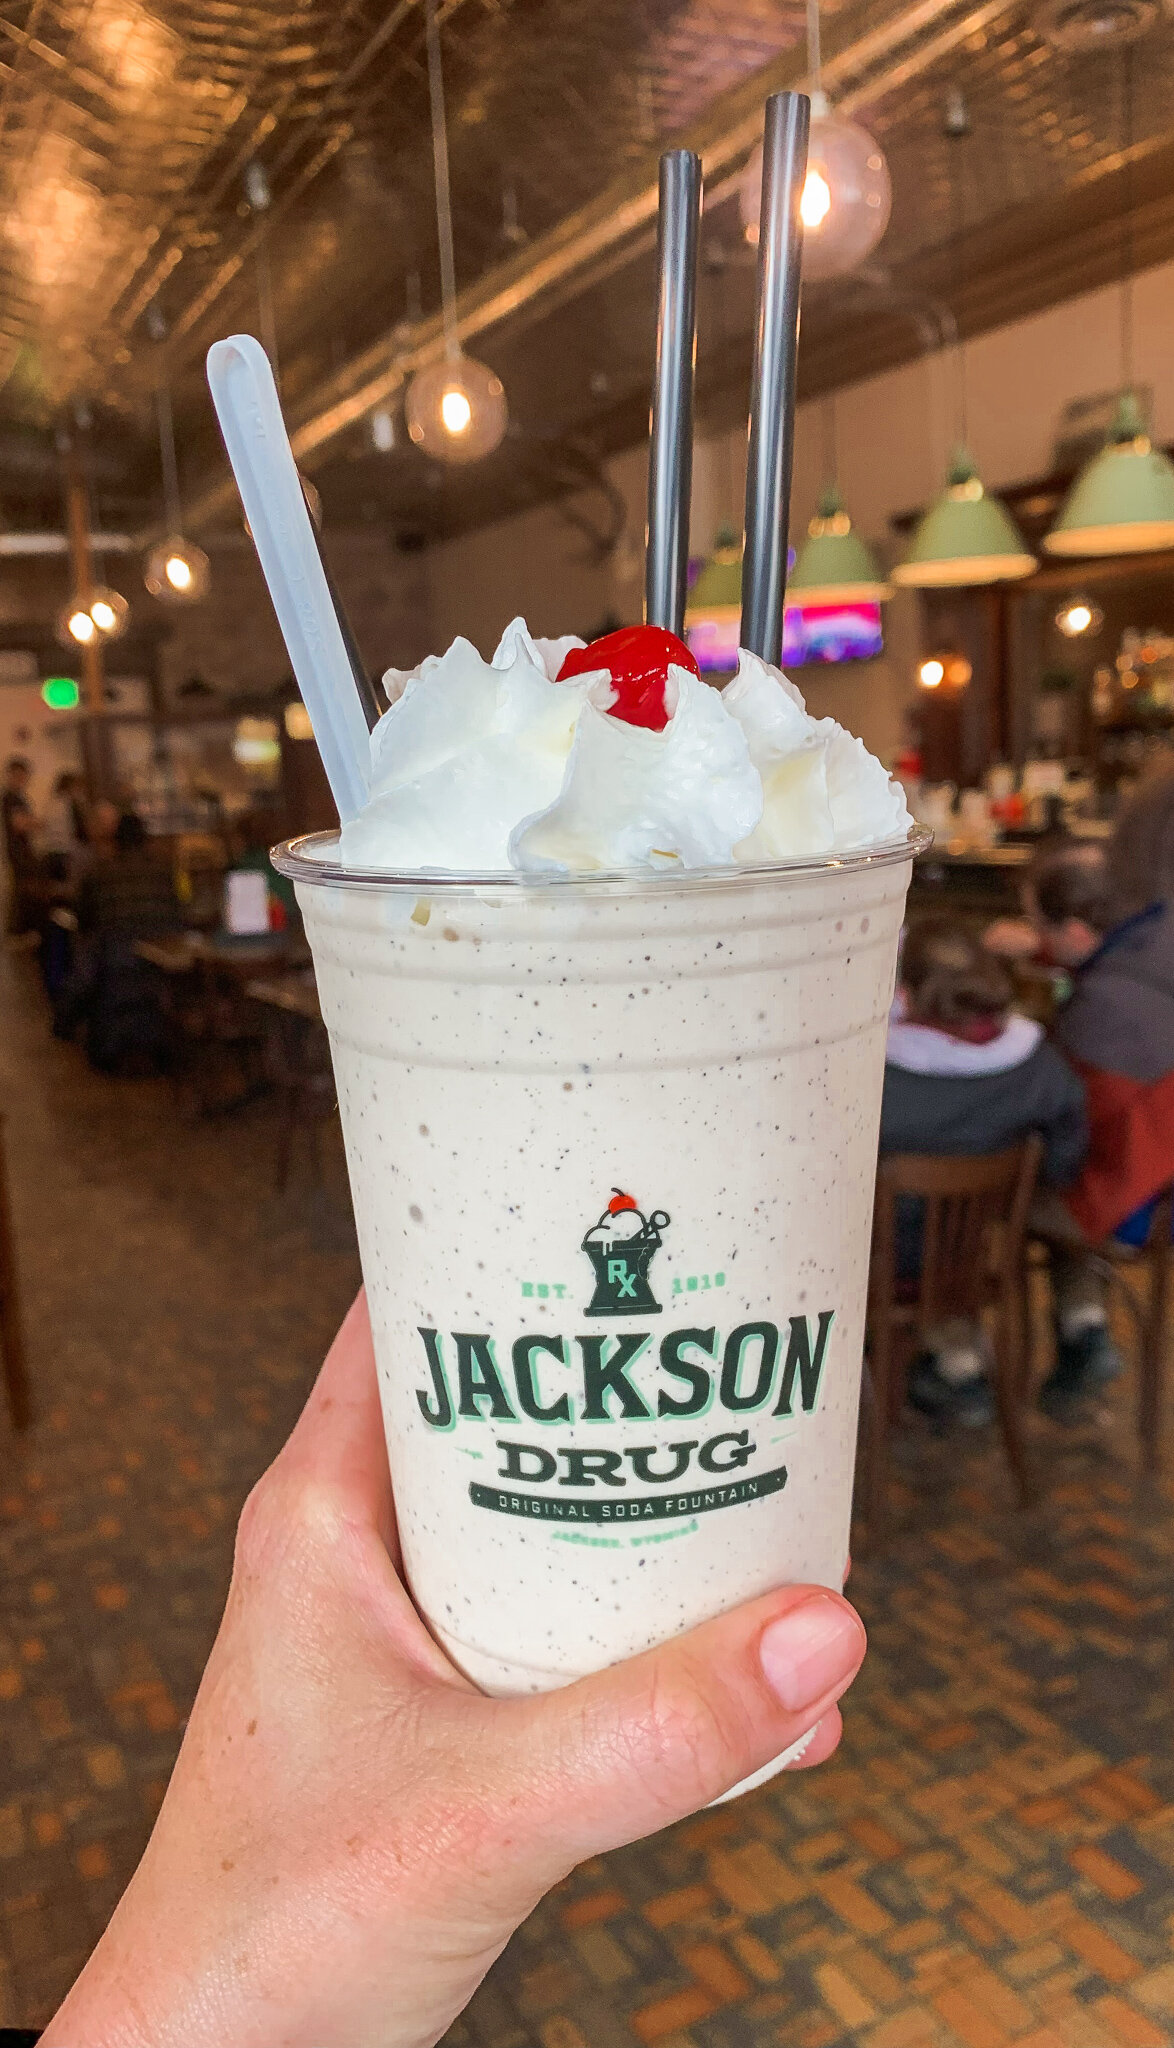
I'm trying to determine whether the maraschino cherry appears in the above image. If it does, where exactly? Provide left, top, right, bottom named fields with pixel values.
left=557, top=624, right=698, bottom=732
left=608, top=1189, right=638, bottom=1215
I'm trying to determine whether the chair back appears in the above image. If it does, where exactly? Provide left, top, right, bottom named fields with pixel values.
left=872, top=1136, right=1044, bottom=1331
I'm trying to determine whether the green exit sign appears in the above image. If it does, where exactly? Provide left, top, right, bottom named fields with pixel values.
left=41, top=677, right=80, bottom=710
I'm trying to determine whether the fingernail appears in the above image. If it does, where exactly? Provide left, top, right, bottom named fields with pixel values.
left=759, top=1596, right=865, bottom=1714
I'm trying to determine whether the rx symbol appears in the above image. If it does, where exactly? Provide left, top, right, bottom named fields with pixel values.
left=608, top=1259, right=637, bottom=1298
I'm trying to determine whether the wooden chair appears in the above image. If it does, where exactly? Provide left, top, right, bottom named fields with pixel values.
left=864, top=1135, right=1043, bottom=1531
left=264, top=1004, right=337, bottom=1195
left=0, top=1114, right=30, bottom=1431
left=1028, top=1187, right=1172, bottom=1474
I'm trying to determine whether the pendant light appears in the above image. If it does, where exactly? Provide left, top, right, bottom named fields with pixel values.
left=789, top=398, right=890, bottom=604
left=405, top=0, right=508, bottom=464
left=739, top=0, right=890, bottom=282
left=1045, top=395, right=1174, bottom=556
left=58, top=585, right=130, bottom=646
left=1055, top=594, right=1103, bottom=637
left=893, top=448, right=1035, bottom=586
left=686, top=525, right=743, bottom=622
left=1044, top=46, right=1174, bottom=554
left=143, top=385, right=210, bottom=603
left=789, top=487, right=890, bottom=601
left=893, top=94, right=1034, bottom=588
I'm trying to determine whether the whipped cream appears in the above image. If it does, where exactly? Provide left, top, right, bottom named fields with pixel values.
left=338, top=618, right=911, bottom=874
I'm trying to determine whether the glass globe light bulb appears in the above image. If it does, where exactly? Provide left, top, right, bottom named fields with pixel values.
left=144, top=536, right=211, bottom=604
left=918, top=657, right=945, bottom=689
left=405, top=354, right=508, bottom=465
left=801, top=169, right=832, bottom=229
left=1055, top=596, right=1102, bottom=638
left=440, top=387, right=473, bottom=436
left=740, top=104, right=891, bottom=282
left=67, top=606, right=95, bottom=644
left=88, top=587, right=129, bottom=639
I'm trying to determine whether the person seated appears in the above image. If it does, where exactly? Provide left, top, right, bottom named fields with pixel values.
left=983, top=834, right=1110, bottom=975
left=880, top=916, right=1089, bottom=1425
left=1035, top=762, right=1174, bottom=1413
left=76, top=809, right=180, bottom=940
left=59, top=811, right=183, bottom=1073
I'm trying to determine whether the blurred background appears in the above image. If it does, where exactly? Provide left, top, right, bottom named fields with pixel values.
left=2, top=1, right=1174, bottom=2042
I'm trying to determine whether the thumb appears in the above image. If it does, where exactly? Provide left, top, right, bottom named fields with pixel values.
left=494, top=1585, right=865, bottom=1872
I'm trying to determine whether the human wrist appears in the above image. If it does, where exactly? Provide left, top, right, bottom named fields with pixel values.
left=40, top=1873, right=253, bottom=2048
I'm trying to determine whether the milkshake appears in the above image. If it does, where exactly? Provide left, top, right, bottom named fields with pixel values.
left=276, top=618, right=925, bottom=1787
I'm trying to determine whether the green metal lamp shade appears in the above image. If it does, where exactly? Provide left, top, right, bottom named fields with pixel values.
left=685, top=525, right=743, bottom=624
left=892, top=449, right=1036, bottom=588
left=788, top=488, right=890, bottom=605
left=1044, top=394, right=1174, bottom=558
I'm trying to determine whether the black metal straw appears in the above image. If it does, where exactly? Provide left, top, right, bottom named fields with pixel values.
left=302, top=489, right=383, bottom=729
left=740, top=92, right=810, bottom=664
left=646, top=149, right=702, bottom=638
left=313, top=536, right=383, bottom=729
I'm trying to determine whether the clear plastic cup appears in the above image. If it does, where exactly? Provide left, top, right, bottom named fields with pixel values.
left=275, top=828, right=926, bottom=1792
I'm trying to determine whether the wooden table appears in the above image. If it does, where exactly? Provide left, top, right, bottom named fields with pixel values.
left=244, top=969, right=321, bottom=1022
left=244, top=969, right=333, bottom=1188
left=135, top=930, right=306, bottom=1114
left=136, top=930, right=303, bottom=977
left=908, top=843, right=1031, bottom=920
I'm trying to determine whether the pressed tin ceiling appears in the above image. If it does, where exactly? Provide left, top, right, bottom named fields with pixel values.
left=2, top=0, right=1174, bottom=544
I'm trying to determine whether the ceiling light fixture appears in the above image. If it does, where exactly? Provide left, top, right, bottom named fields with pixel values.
left=61, top=604, right=95, bottom=645
left=1033, top=0, right=1159, bottom=51
left=789, top=399, right=891, bottom=604
left=88, top=587, right=129, bottom=638
left=405, top=0, right=508, bottom=464
left=917, top=651, right=972, bottom=690
left=1055, top=595, right=1103, bottom=636
left=59, top=585, right=129, bottom=646
left=739, top=0, right=891, bottom=281
left=144, top=382, right=210, bottom=603
left=894, top=449, right=1036, bottom=585
left=1044, top=48, right=1174, bottom=557
left=789, top=487, right=890, bottom=602
left=1045, top=396, right=1174, bottom=557
left=895, top=95, right=1035, bottom=587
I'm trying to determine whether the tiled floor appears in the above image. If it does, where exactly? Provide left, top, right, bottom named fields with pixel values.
left=1, top=949, right=1172, bottom=2044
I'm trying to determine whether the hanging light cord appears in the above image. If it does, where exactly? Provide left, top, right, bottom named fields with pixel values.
left=255, top=235, right=281, bottom=390
left=155, top=384, right=182, bottom=535
left=806, top=0, right=822, bottom=102
left=949, top=106, right=969, bottom=452
left=822, top=392, right=837, bottom=488
left=426, top=0, right=461, bottom=363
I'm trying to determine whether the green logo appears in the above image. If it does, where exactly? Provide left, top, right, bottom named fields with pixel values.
left=582, top=1190, right=670, bottom=1318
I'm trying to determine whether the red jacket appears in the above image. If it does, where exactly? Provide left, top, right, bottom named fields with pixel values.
left=1054, top=905, right=1174, bottom=1241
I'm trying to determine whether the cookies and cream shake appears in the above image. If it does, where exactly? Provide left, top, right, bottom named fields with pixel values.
left=276, top=619, right=923, bottom=1790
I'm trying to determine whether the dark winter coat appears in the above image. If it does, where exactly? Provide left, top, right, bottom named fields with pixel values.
left=880, top=1026, right=1088, bottom=1190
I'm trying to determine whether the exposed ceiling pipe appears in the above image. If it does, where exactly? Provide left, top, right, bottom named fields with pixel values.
left=0, top=533, right=137, bottom=555
left=173, top=0, right=1019, bottom=537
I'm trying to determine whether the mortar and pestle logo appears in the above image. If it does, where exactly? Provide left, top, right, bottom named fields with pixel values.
left=582, top=1190, right=671, bottom=1317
